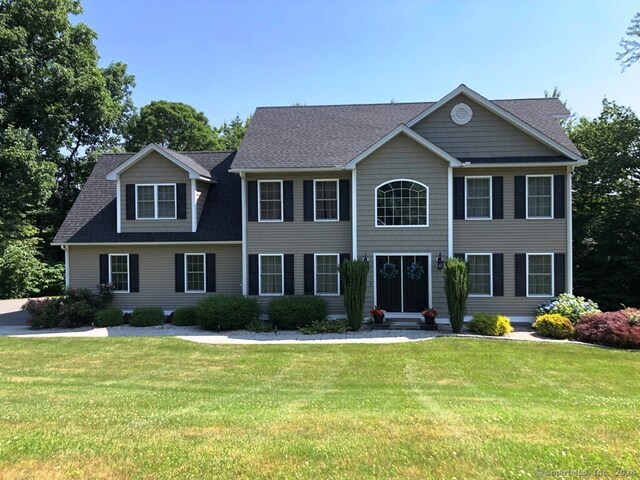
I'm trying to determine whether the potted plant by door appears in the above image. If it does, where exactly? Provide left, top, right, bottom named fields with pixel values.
left=370, top=306, right=386, bottom=324
left=421, top=307, right=437, bottom=326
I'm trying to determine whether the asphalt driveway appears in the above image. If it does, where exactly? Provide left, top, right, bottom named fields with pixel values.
left=0, top=298, right=31, bottom=326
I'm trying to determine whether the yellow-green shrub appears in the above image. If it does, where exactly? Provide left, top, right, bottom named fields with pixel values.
left=533, top=313, right=574, bottom=339
left=468, top=313, right=513, bottom=336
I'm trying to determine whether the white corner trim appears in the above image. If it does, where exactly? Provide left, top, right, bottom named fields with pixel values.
left=447, top=167, right=453, bottom=258
left=62, top=245, right=70, bottom=288
left=351, top=169, right=358, bottom=260
left=405, top=84, right=584, bottom=162
left=241, top=173, right=248, bottom=295
left=343, top=124, right=462, bottom=169
left=190, top=179, right=197, bottom=233
left=566, top=167, right=573, bottom=294
left=116, top=177, right=121, bottom=233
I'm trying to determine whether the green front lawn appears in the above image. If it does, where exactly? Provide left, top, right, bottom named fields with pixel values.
left=0, top=338, right=638, bottom=479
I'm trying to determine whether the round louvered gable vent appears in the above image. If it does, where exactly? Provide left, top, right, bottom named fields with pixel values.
left=451, top=103, right=473, bottom=125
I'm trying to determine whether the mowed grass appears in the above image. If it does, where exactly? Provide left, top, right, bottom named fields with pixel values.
left=0, top=338, right=638, bottom=480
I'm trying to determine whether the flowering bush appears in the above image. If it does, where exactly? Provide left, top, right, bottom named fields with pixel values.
left=536, top=293, right=599, bottom=324
left=575, top=310, right=640, bottom=349
left=370, top=306, right=386, bottom=316
left=58, top=299, right=94, bottom=328
left=97, top=283, right=116, bottom=306
left=22, top=298, right=60, bottom=329
left=532, top=314, right=574, bottom=339
left=623, top=308, right=640, bottom=326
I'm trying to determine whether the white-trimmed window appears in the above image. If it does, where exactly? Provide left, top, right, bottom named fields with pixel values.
left=465, top=176, right=492, bottom=219
left=109, top=254, right=129, bottom=293
left=259, top=254, right=283, bottom=295
left=315, top=254, right=340, bottom=295
left=314, top=180, right=339, bottom=221
left=466, top=254, right=492, bottom=296
left=527, top=253, right=553, bottom=296
left=376, top=179, right=428, bottom=227
left=258, top=180, right=283, bottom=222
left=136, top=184, right=176, bottom=219
left=526, top=175, right=553, bottom=219
left=185, top=254, right=205, bottom=293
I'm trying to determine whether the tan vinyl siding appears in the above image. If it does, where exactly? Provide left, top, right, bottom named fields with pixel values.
left=68, top=244, right=241, bottom=310
left=195, top=180, right=208, bottom=225
left=412, top=95, right=559, bottom=158
left=356, top=133, right=449, bottom=315
left=454, top=166, right=568, bottom=317
left=120, top=152, right=192, bottom=233
left=246, top=172, right=352, bottom=314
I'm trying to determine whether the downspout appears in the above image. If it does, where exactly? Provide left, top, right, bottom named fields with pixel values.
left=447, top=167, right=453, bottom=258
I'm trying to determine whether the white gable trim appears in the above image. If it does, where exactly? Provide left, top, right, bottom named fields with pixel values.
left=405, top=84, right=584, bottom=162
left=106, top=144, right=212, bottom=181
left=343, top=125, right=462, bottom=169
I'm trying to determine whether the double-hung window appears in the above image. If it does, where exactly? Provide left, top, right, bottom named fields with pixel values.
left=185, top=254, right=205, bottom=293
left=465, top=177, right=491, bottom=219
left=466, top=254, right=492, bottom=296
left=315, top=254, right=340, bottom=295
left=527, top=254, right=553, bottom=296
left=314, top=180, right=338, bottom=221
left=109, top=254, right=129, bottom=293
left=258, top=181, right=283, bottom=222
left=136, top=184, right=176, bottom=219
left=526, top=175, right=553, bottom=219
left=259, top=254, right=283, bottom=295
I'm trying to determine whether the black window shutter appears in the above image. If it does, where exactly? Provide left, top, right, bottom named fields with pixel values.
left=515, top=253, right=526, bottom=297
left=553, top=175, right=566, bottom=219
left=514, top=176, right=526, bottom=219
left=492, top=176, right=503, bottom=220
left=176, top=183, right=187, bottom=219
left=175, top=254, right=185, bottom=293
left=492, top=253, right=504, bottom=297
left=206, top=253, right=216, bottom=293
left=303, top=180, right=313, bottom=221
left=248, top=254, right=258, bottom=295
left=129, top=254, right=139, bottom=293
left=284, top=254, right=294, bottom=295
left=99, top=254, right=109, bottom=284
left=339, top=179, right=350, bottom=221
left=303, top=254, right=314, bottom=294
left=339, top=253, right=351, bottom=295
left=454, top=253, right=465, bottom=260
left=453, top=177, right=465, bottom=219
left=283, top=181, right=294, bottom=222
left=126, top=184, right=135, bottom=220
left=247, top=181, right=258, bottom=222
left=554, top=253, right=566, bottom=296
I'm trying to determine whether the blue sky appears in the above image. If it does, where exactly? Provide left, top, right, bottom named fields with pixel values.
left=78, top=0, right=640, bottom=125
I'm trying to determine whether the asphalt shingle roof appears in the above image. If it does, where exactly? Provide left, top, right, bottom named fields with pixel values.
left=53, top=151, right=240, bottom=244
left=232, top=98, right=580, bottom=170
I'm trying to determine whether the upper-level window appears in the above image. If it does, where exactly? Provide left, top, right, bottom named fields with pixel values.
left=136, top=184, right=176, bottom=219
left=465, top=177, right=491, bottom=219
left=185, top=254, right=205, bottom=293
left=376, top=180, right=428, bottom=227
left=526, top=175, right=552, bottom=219
left=527, top=253, right=553, bottom=296
left=466, top=254, right=492, bottom=296
left=109, top=254, right=129, bottom=293
left=258, top=180, right=283, bottom=222
left=314, top=180, right=338, bottom=221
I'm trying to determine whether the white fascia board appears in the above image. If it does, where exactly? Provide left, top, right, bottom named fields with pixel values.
left=343, top=125, right=462, bottom=169
left=457, top=159, right=588, bottom=168
left=52, top=241, right=242, bottom=246
left=405, top=84, right=584, bottom=162
left=106, top=143, right=212, bottom=181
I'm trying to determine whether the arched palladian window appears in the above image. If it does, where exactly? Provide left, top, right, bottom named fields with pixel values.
left=376, top=179, right=428, bottom=226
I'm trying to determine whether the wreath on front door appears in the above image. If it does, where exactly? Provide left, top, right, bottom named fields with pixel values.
left=379, top=261, right=399, bottom=280
left=406, top=261, right=424, bottom=281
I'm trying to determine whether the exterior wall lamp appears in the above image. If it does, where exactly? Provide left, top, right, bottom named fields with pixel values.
left=436, top=252, right=444, bottom=271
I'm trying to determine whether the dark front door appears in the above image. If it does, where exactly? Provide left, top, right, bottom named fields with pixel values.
left=376, top=254, right=429, bottom=313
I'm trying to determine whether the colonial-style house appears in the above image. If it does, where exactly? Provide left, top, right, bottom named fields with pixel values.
left=53, top=85, right=586, bottom=322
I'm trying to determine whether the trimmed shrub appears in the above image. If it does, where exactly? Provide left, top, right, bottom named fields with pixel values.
left=338, top=260, right=369, bottom=331
left=246, top=318, right=273, bottom=333
left=444, top=258, right=469, bottom=333
left=58, top=299, right=94, bottom=328
left=536, top=293, right=599, bottom=324
left=196, top=295, right=260, bottom=331
left=468, top=313, right=513, bottom=336
left=95, top=308, right=125, bottom=327
left=23, top=298, right=60, bottom=329
left=130, top=307, right=165, bottom=327
left=172, top=306, right=198, bottom=326
left=268, top=295, right=328, bottom=330
left=532, top=313, right=574, bottom=339
left=299, top=318, right=347, bottom=335
left=575, top=311, right=640, bottom=349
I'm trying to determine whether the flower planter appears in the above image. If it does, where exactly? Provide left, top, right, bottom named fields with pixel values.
left=423, top=314, right=436, bottom=326
left=372, top=314, right=385, bottom=324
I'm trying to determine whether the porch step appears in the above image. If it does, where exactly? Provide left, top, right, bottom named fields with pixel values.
left=371, top=319, right=438, bottom=331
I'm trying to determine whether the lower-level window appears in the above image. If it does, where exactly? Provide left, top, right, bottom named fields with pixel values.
left=259, top=254, right=283, bottom=295
left=315, top=254, right=339, bottom=295
left=466, top=254, right=492, bottom=296
left=185, top=254, right=205, bottom=292
left=527, top=254, right=553, bottom=296
left=109, top=254, right=129, bottom=292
